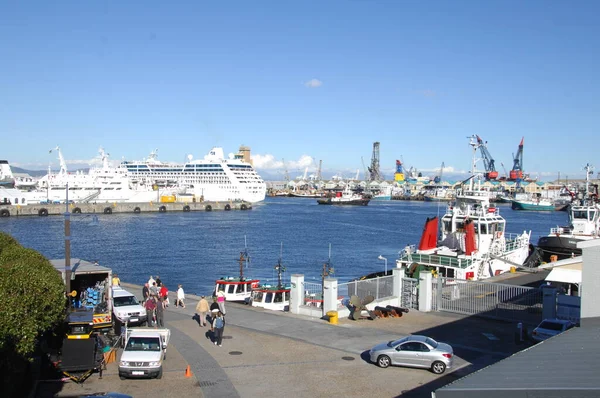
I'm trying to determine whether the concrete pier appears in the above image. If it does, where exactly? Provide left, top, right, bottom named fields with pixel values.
left=0, top=200, right=252, bottom=217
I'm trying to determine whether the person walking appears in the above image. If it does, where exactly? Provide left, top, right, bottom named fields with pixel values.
left=216, top=290, right=226, bottom=315
left=142, top=283, right=150, bottom=303
left=148, top=275, right=155, bottom=287
left=155, top=297, right=165, bottom=328
left=144, top=297, right=157, bottom=327
left=160, top=284, right=169, bottom=308
left=195, top=295, right=210, bottom=327
left=176, top=284, right=186, bottom=308
left=156, top=275, right=162, bottom=287
left=211, top=310, right=225, bottom=347
left=112, top=273, right=121, bottom=287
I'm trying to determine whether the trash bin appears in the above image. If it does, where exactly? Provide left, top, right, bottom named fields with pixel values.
left=326, top=310, right=338, bottom=325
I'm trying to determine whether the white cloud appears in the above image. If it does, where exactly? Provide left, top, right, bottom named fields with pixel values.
left=252, top=154, right=315, bottom=171
left=304, top=78, right=322, bottom=88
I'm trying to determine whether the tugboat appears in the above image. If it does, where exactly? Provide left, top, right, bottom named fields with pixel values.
left=537, top=163, right=600, bottom=261
left=396, top=136, right=531, bottom=281
left=250, top=244, right=290, bottom=311
left=214, top=238, right=260, bottom=302
left=317, top=186, right=370, bottom=206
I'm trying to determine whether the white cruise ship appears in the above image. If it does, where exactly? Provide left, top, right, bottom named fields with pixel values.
left=31, top=147, right=157, bottom=204
left=121, top=146, right=266, bottom=203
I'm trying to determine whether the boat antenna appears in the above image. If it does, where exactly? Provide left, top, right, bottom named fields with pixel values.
left=239, top=235, right=250, bottom=280
left=274, top=242, right=286, bottom=289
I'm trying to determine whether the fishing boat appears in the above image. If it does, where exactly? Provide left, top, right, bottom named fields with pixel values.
left=214, top=239, right=260, bottom=302
left=511, top=195, right=568, bottom=211
left=537, top=164, right=600, bottom=261
left=372, top=186, right=392, bottom=201
left=395, top=136, right=532, bottom=281
left=250, top=246, right=290, bottom=311
left=317, top=186, right=370, bottom=206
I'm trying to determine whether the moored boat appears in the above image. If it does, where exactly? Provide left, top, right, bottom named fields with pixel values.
left=214, top=240, right=260, bottom=302
left=250, top=246, right=290, bottom=311
left=537, top=164, right=600, bottom=261
left=512, top=196, right=567, bottom=211
left=396, top=136, right=531, bottom=281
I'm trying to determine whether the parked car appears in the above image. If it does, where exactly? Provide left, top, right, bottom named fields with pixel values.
left=531, top=318, right=576, bottom=342
left=112, top=287, right=147, bottom=327
left=369, top=335, right=453, bottom=374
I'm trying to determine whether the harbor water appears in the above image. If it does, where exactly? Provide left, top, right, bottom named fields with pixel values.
left=0, top=197, right=567, bottom=295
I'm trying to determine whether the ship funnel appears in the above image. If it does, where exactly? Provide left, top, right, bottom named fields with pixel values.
left=418, top=217, right=438, bottom=251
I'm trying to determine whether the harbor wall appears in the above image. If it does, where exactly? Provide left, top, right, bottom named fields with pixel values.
left=0, top=200, right=252, bottom=217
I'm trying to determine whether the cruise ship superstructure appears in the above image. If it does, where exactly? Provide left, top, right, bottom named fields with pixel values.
left=121, top=146, right=266, bottom=203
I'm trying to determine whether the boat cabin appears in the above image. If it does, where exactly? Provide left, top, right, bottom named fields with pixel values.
left=250, top=286, right=290, bottom=311
left=214, top=277, right=260, bottom=302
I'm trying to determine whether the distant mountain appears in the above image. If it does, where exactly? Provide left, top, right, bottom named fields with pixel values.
left=11, top=166, right=47, bottom=177
left=11, top=167, right=91, bottom=178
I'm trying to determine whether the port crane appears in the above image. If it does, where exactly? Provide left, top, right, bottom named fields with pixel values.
left=509, top=137, right=524, bottom=181
left=475, top=135, right=498, bottom=180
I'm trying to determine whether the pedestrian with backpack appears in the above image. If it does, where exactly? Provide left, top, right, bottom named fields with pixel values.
left=211, top=310, right=225, bottom=347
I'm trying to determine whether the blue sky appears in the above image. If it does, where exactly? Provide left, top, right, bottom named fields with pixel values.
left=1, top=0, right=598, bottom=180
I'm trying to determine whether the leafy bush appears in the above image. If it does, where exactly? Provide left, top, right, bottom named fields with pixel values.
left=0, top=233, right=66, bottom=356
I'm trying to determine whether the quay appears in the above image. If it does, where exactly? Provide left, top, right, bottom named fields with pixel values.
left=35, top=281, right=532, bottom=398
left=0, top=200, right=252, bottom=217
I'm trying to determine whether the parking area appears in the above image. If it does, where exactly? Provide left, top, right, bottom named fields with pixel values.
left=35, top=285, right=528, bottom=398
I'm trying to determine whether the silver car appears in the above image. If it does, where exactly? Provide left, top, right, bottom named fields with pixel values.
left=369, top=335, right=453, bottom=374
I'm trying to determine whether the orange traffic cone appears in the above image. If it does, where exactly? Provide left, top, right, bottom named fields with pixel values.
left=185, top=365, right=192, bottom=378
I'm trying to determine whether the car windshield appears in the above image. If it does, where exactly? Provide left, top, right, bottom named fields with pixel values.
left=538, top=321, right=564, bottom=331
left=125, top=337, right=161, bottom=351
left=114, top=296, right=139, bottom=307
left=425, top=337, right=438, bottom=348
left=389, top=337, right=409, bottom=347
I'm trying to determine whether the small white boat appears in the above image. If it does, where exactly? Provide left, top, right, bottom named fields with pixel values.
left=317, top=186, right=370, bottom=206
left=214, top=240, right=260, bottom=302
left=250, top=245, right=290, bottom=311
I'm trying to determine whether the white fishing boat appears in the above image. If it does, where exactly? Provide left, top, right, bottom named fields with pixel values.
left=396, top=136, right=531, bottom=281
left=121, top=146, right=266, bottom=203
left=250, top=245, right=290, bottom=311
left=214, top=239, right=260, bottom=302
left=537, top=163, right=600, bottom=261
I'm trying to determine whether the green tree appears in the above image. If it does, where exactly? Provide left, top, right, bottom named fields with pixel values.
left=0, top=235, right=66, bottom=356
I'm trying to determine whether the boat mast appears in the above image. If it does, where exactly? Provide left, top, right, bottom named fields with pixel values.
left=239, top=235, right=250, bottom=280
left=274, top=242, right=285, bottom=289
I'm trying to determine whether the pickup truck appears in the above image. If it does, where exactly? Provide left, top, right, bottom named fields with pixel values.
left=118, top=327, right=170, bottom=379
left=112, top=287, right=147, bottom=327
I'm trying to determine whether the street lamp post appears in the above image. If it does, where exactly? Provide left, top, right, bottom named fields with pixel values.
left=378, top=255, right=387, bottom=276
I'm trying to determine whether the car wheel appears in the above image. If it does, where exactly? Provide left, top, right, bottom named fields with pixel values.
left=119, top=374, right=126, bottom=380
left=431, top=361, right=446, bottom=374
left=377, top=355, right=391, bottom=368
left=156, top=369, right=163, bottom=379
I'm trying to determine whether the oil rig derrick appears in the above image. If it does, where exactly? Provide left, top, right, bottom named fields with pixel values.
left=368, top=142, right=384, bottom=181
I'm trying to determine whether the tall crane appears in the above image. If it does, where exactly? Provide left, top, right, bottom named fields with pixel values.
left=500, top=162, right=509, bottom=180
left=509, top=137, right=524, bottom=181
left=394, top=159, right=405, bottom=182
left=475, top=135, right=498, bottom=180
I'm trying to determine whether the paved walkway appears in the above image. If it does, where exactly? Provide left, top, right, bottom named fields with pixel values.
left=117, top=283, right=527, bottom=398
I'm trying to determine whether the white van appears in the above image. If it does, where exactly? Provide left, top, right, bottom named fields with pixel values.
left=112, top=287, right=147, bottom=326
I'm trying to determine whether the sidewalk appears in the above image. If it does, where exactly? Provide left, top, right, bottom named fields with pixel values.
left=42, top=283, right=524, bottom=398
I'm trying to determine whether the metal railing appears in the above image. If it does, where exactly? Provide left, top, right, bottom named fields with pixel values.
left=432, top=277, right=542, bottom=324
left=339, top=275, right=394, bottom=303
left=302, top=281, right=323, bottom=307
left=399, top=253, right=475, bottom=269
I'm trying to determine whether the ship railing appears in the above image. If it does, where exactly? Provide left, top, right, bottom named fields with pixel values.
left=550, top=226, right=572, bottom=235
left=398, top=253, right=474, bottom=269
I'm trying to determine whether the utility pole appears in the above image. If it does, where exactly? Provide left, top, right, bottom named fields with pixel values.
left=64, top=182, right=71, bottom=300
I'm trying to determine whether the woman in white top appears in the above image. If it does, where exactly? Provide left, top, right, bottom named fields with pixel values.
left=176, top=284, right=186, bottom=308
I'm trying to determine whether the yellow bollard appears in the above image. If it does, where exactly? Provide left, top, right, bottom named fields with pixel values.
left=326, top=310, right=338, bottom=325
left=510, top=266, right=516, bottom=273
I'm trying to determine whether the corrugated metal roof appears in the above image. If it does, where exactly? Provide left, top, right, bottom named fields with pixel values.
left=50, top=258, right=112, bottom=274
left=433, top=317, right=600, bottom=398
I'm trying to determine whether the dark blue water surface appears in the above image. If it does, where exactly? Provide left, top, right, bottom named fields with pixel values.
left=0, top=198, right=567, bottom=295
